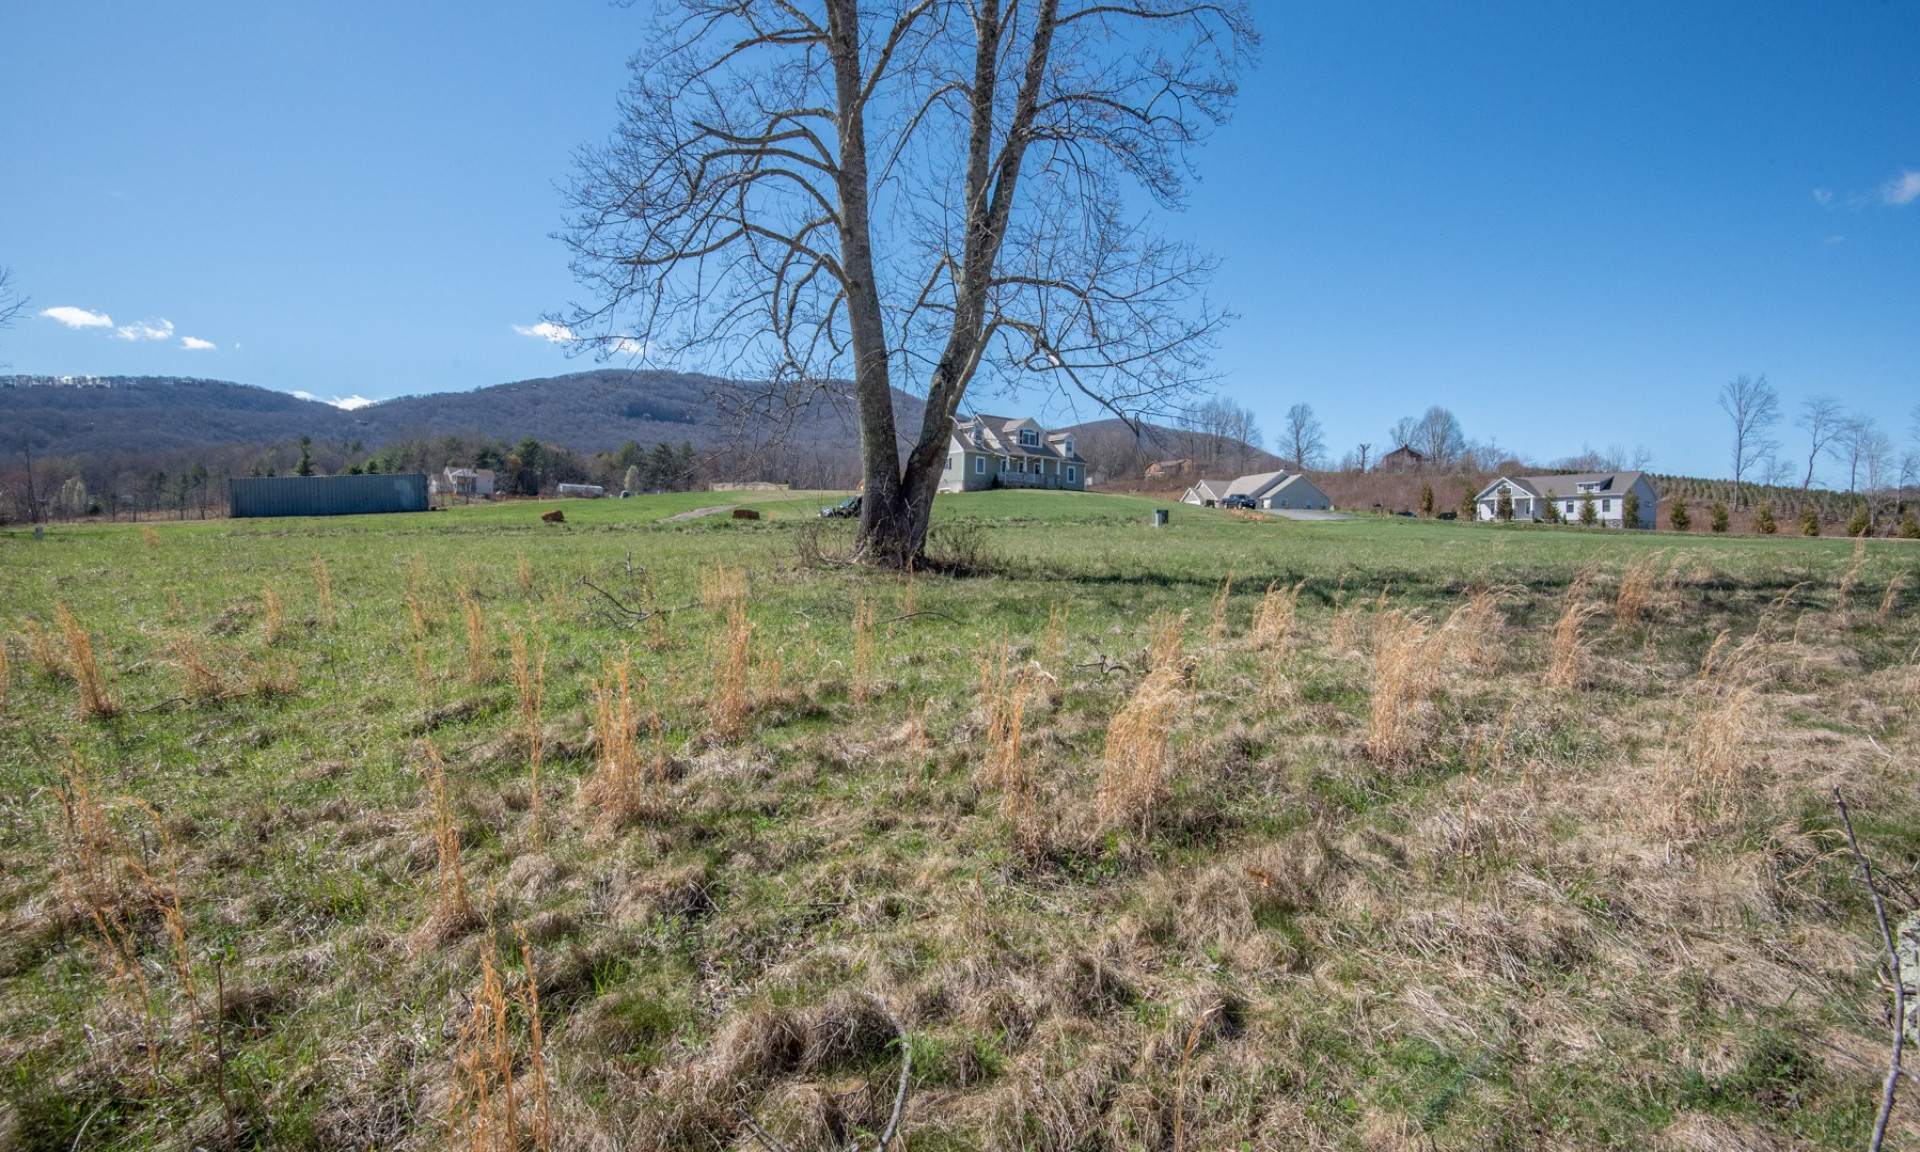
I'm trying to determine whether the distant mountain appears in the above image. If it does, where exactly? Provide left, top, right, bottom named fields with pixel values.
left=0, top=371, right=923, bottom=460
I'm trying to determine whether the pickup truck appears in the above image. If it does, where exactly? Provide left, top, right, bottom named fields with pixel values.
left=1222, top=493, right=1257, bottom=510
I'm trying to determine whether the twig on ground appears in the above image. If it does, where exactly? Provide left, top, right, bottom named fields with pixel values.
left=1834, top=785, right=1907, bottom=1152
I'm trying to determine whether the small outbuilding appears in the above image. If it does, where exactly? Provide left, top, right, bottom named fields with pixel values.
left=555, top=483, right=607, bottom=499
left=1180, top=469, right=1333, bottom=511
left=229, top=474, right=430, bottom=518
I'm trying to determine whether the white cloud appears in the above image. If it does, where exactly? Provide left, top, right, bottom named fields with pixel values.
left=115, top=318, right=175, bottom=341
left=180, top=336, right=216, bottom=350
left=612, top=337, right=648, bottom=355
left=514, top=320, right=576, bottom=343
left=331, top=395, right=377, bottom=411
left=1812, top=189, right=1834, bottom=206
left=1881, top=171, right=1920, bottom=206
left=292, top=391, right=320, bottom=402
left=40, top=305, right=114, bottom=329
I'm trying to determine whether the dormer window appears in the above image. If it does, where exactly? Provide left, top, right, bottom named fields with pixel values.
left=1019, top=429, right=1039, bottom=447
left=1061, top=437, right=1074, bottom=456
left=971, top=427, right=983, bottom=447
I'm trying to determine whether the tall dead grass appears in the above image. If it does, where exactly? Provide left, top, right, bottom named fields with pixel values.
left=1043, top=602, right=1069, bottom=674
left=1449, top=586, right=1504, bottom=671
left=312, top=557, right=335, bottom=627
left=462, top=591, right=491, bottom=683
left=851, top=597, right=877, bottom=703
left=509, top=624, right=548, bottom=848
left=701, top=562, right=748, bottom=609
left=0, top=635, right=9, bottom=711
left=1613, top=551, right=1666, bottom=629
left=1834, top=537, right=1868, bottom=617
left=1662, top=629, right=1768, bottom=831
left=979, top=639, right=1044, bottom=859
left=55, top=603, right=119, bottom=718
left=1251, top=580, right=1303, bottom=652
left=1208, top=570, right=1234, bottom=653
left=709, top=601, right=753, bottom=740
left=1876, top=571, right=1903, bottom=628
left=1545, top=570, right=1602, bottom=689
left=451, top=926, right=553, bottom=1152
left=422, top=739, right=476, bottom=941
left=24, top=620, right=63, bottom=680
left=140, top=525, right=160, bottom=548
left=170, top=633, right=228, bottom=699
left=1363, top=607, right=1450, bottom=763
left=261, top=583, right=286, bottom=645
left=1097, top=663, right=1183, bottom=837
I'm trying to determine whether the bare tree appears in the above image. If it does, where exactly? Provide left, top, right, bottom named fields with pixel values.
left=560, top=0, right=1255, bottom=565
left=0, top=267, right=26, bottom=366
left=1281, top=403, right=1324, bottom=470
left=1830, top=415, right=1870, bottom=495
left=1793, top=395, right=1843, bottom=490
left=1412, top=406, right=1465, bottom=467
left=1861, top=426, right=1895, bottom=527
left=1760, top=453, right=1795, bottom=488
left=1354, top=443, right=1370, bottom=473
left=1716, top=373, right=1779, bottom=509
left=1387, top=416, right=1418, bottom=451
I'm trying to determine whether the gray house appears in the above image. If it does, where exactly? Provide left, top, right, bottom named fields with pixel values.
left=939, top=414, right=1088, bottom=493
left=1181, top=470, right=1333, bottom=511
left=1474, top=471, right=1658, bottom=528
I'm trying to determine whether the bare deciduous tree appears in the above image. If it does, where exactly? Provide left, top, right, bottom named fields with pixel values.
left=1830, top=415, right=1870, bottom=495
left=1281, top=402, right=1324, bottom=469
left=0, top=267, right=26, bottom=366
left=1413, top=406, right=1465, bottom=467
left=1793, top=394, right=1843, bottom=490
left=1716, top=373, right=1779, bottom=509
left=559, top=0, right=1256, bottom=565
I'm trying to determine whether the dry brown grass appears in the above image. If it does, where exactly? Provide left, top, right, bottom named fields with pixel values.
left=421, top=738, right=476, bottom=941
left=55, top=602, right=119, bottom=718
left=312, top=557, right=336, bottom=627
left=170, top=633, right=228, bottom=699
left=516, top=551, right=533, bottom=593
left=1043, top=602, right=1069, bottom=674
left=1147, top=607, right=1186, bottom=675
left=1097, top=663, right=1183, bottom=837
left=979, top=639, right=1045, bottom=859
left=584, top=650, right=647, bottom=830
left=1877, top=571, right=1904, bottom=628
left=1545, top=570, right=1603, bottom=689
left=851, top=597, right=877, bottom=703
left=462, top=590, right=491, bottom=683
left=701, top=562, right=748, bottom=609
left=710, top=601, right=753, bottom=740
left=509, top=624, right=548, bottom=848
left=1448, top=586, right=1504, bottom=671
left=1662, top=630, right=1769, bottom=831
left=1614, top=551, right=1666, bottom=629
left=0, top=634, right=10, bottom=711
left=1363, top=606, right=1450, bottom=763
left=1208, top=569, right=1235, bottom=653
left=140, top=524, right=159, bottom=548
left=23, top=619, right=63, bottom=680
left=261, top=582, right=286, bottom=645
left=1834, top=537, right=1868, bottom=616
left=1251, top=580, right=1303, bottom=652
left=451, top=927, right=551, bottom=1152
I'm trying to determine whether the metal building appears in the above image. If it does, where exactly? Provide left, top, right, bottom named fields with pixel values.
left=228, top=474, right=430, bottom=519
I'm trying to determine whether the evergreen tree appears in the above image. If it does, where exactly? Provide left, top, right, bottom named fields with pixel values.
left=1898, top=511, right=1920, bottom=539
left=674, top=442, right=698, bottom=492
left=1799, top=506, right=1820, bottom=536
left=1496, top=487, right=1514, bottom=522
left=1622, top=489, right=1640, bottom=529
left=1669, top=499, right=1691, bottom=532
left=1460, top=484, right=1477, bottom=520
left=645, top=442, right=675, bottom=491
left=295, top=435, right=314, bottom=477
left=364, top=457, right=381, bottom=474
left=1754, top=501, right=1776, bottom=534
left=1709, top=500, right=1729, bottom=533
left=1541, top=488, right=1561, bottom=525
left=1418, top=482, right=1434, bottom=517
left=1846, top=504, right=1871, bottom=537
left=1578, top=490, right=1597, bottom=525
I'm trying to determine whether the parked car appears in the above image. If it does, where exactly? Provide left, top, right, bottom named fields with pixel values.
left=820, top=495, right=861, bottom=519
left=1222, top=493, right=1257, bottom=510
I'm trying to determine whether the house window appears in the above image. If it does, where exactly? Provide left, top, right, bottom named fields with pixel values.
left=974, top=457, right=984, bottom=475
left=1602, top=499, right=1611, bottom=512
left=1067, top=466, right=1077, bottom=483
left=1062, top=438, right=1073, bottom=456
left=1566, top=501, right=1574, bottom=514
left=1020, top=429, right=1038, bottom=447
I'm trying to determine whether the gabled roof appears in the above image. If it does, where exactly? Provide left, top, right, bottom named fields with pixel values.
left=950, top=414, right=1086, bottom=462
left=1223, top=469, right=1292, bottom=498
left=1475, top=471, right=1652, bottom=501
left=1185, top=479, right=1230, bottom=502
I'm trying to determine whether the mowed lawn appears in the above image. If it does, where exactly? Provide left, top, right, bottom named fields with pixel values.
left=1, top=490, right=1917, bottom=1150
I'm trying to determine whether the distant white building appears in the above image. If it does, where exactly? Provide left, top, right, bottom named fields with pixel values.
left=1474, top=471, right=1657, bottom=528
left=1180, top=469, right=1333, bottom=511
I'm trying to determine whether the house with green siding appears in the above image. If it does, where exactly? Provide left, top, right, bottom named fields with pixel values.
left=938, top=414, right=1089, bottom=493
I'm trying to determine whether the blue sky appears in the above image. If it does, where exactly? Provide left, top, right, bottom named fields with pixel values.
left=2, top=1, right=1915, bottom=479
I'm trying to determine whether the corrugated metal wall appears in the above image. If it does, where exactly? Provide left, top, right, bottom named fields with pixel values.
left=228, top=474, right=430, bottom=518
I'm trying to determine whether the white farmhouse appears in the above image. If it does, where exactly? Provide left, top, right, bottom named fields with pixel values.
left=1180, top=469, right=1333, bottom=511
left=1474, top=471, right=1658, bottom=528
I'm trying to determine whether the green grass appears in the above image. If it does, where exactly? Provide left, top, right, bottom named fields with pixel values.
left=0, top=490, right=1916, bottom=1150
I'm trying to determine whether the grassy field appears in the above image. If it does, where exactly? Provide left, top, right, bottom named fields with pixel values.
left=2, top=490, right=1917, bottom=1150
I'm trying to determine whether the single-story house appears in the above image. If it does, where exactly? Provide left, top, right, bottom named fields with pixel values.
left=1181, top=469, right=1333, bottom=511
left=1474, top=471, right=1658, bottom=528
left=939, top=414, right=1088, bottom=493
